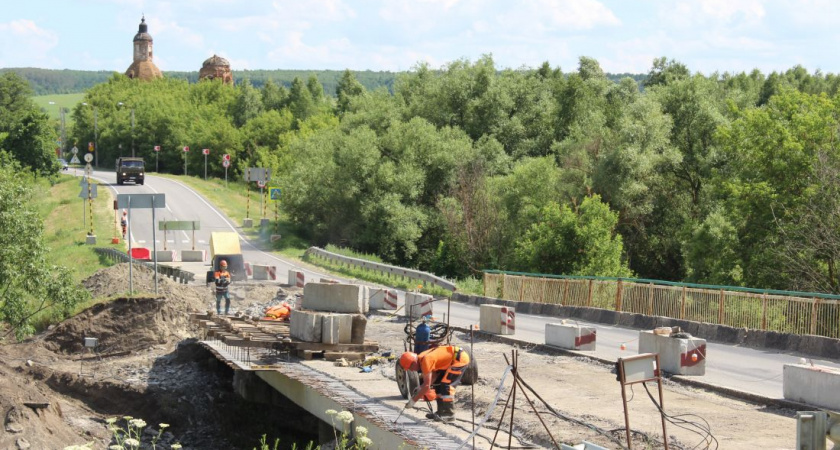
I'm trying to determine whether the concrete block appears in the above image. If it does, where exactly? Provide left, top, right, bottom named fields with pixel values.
left=783, top=364, right=840, bottom=410
left=242, top=218, right=253, bottom=228
left=288, top=270, right=305, bottom=288
left=85, top=235, right=97, bottom=245
left=369, top=288, right=386, bottom=309
left=405, top=292, right=433, bottom=320
left=290, top=310, right=323, bottom=343
left=252, top=264, right=277, bottom=280
left=479, top=304, right=516, bottom=335
left=638, top=330, right=706, bottom=376
left=154, top=250, right=175, bottom=262
left=260, top=218, right=271, bottom=228
left=545, top=322, right=597, bottom=351
left=303, top=283, right=366, bottom=314
left=351, top=314, right=367, bottom=344
left=181, top=250, right=205, bottom=262
left=322, top=314, right=353, bottom=344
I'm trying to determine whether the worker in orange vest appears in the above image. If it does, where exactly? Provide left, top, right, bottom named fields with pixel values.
left=214, top=260, right=231, bottom=315
left=399, top=345, right=470, bottom=422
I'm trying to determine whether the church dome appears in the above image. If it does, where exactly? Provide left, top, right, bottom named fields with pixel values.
left=133, top=17, right=153, bottom=42
left=202, top=55, right=231, bottom=68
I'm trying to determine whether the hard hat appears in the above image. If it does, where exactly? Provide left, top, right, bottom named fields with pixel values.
left=220, top=260, right=228, bottom=267
left=399, top=352, right=417, bottom=371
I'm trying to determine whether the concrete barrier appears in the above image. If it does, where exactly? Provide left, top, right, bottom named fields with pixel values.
left=252, top=264, right=277, bottom=281
left=303, top=283, right=367, bottom=314
left=545, top=323, right=596, bottom=350
left=480, top=304, right=515, bottom=335
left=288, top=270, right=305, bottom=288
left=783, top=364, right=840, bottom=410
left=154, top=250, right=176, bottom=262
left=290, top=310, right=324, bottom=343
left=639, top=330, right=706, bottom=376
left=322, top=314, right=353, bottom=344
left=181, top=250, right=205, bottom=262
left=369, top=288, right=398, bottom=310
left=405, top=293, right=433, bottom=319
left=242, top=218, right=253, bottom=228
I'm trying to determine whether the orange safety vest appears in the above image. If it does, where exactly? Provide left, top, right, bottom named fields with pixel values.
left=418, top=346, right=470, bottom=375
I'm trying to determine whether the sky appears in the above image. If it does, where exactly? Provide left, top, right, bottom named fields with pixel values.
left=2, top=0, right=840, bottom=75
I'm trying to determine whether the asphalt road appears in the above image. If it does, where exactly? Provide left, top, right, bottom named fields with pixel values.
left=79, top=169, right=840, bottom=401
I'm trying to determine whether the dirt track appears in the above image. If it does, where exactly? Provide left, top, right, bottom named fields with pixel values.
left=0, top=264, right=800, bottom=449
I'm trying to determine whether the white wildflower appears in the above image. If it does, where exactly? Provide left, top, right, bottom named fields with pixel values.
left=124, top=438, right=140, bottom=448
left=109, top=446, right=123, bottom=450
left=129, top=418, right=147, bottom=428
left=159, top=423, right=170, bottom=429
left=358, top=436, right=373, bottom=448
left=325, top=409, right=337, bottom=416
left=336, top=411, right=353, bottom=423
left=355, top=425, right=368, bottom=437
left=171, top=444, right=183, bottom=450
left=105, top=417, right=118, bottom=425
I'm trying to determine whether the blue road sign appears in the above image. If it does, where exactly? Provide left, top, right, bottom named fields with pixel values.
left=269, top=187, right=282, bottom=201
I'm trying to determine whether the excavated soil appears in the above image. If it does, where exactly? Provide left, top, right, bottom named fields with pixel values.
left=0, top=262, right=803, bottom=449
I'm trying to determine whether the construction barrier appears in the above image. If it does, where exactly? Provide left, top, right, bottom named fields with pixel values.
left=244, top=262, right=253, bottom=277
left=181, top=250, right=206, bottom=262
left=545, top=323, right=596, bottom=350
left=405, top=293, right=433, bottom=320
left=783, top=364, right=840, bottom=410
left=480, top=304, right=515, bottom=335
left=288, top=270, right=305, bottom=288
left=638, top=329, right=706, bottom=376
left=384, top=290, right=398, bottom=310
left=129, top=247, right=151, bottom=260
left=252, top=264, right=277, bottom=281
left=369, top=288, right=398, bottom=310
left=154, top=250, right=176, bottom=262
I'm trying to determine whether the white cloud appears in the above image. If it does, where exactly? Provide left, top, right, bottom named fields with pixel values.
left=0, top=19, right=60, bottom=67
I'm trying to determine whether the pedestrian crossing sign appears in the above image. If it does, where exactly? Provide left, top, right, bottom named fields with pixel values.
left=269, top=187, right=281, bottom=201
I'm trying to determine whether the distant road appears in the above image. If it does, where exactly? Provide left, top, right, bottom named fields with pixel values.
left=80, top=169, right=840, bottom=401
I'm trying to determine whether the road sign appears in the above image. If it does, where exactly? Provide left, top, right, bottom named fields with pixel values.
left=70, top=155, right=80, bottom=164
left=245, top=167, right=270, bottom=183
left=117, top=193, right=166, bottom=209
left=84, top=153, right=93, bottom=163
left=222, top=160, right=230, bottom=168
left=223, top=153, right=231, bottom=161
left=183, top=146, right=189, bottom=152
left=88, top=142, right=94, bottom=152
left=257, top=180, right=266, bottom=188
left=78, top=184, right=98, bottom=199
left=158, top=221, right=200, bottom=231
left=269, top=187, right=282, bottom=200
left=154, top=145, right=161, bottom=152
left=71, top=146, right=79, bottom=154
left=202, top=148, right=210, bottom=155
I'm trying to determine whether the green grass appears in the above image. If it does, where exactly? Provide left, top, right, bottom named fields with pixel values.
left=33, top=93, right=85, bottom=122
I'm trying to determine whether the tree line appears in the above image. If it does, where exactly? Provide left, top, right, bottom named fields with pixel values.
left=4, top=55, right=840, bottom=296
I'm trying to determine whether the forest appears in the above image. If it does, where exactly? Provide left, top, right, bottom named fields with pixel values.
left=4, top=55, right=840, bottom=295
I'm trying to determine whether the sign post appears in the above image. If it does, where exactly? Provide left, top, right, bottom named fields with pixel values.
left=117, top=194, right=166, bottom=295
left=154, top=145, right=161, bottom=172
left=269, top=187, right=281, bottom=236
left=223, top=159, right=230, bottom=188
left=202, top=148, right=210, bottom=180
left=84, top=155, right=95, bottom=242
left=182, top=146, right=189, bottom=176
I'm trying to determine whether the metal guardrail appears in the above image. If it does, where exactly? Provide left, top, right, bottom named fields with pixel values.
left=95, top=248, right=195, bottom=284
left=483, top=271, right=840, bottom=339
left=304, top=246, right=457, bottom=291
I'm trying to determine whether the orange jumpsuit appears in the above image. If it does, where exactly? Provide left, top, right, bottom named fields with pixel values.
left=417, top=346, right=470, bottom=403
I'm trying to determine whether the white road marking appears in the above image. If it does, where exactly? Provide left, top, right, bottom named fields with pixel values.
left=198, top=240, right=206, bottom=244
left=137, top=240, right=146, bottom=244
left=182, top=240, right=190, bottom=243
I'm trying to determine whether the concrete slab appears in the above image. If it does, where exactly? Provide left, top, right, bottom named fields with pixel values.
left=154, top=250, right=176, bottom=262
left=322, top=314, right=353, bottom=344
left=783, top=364, right=840, bottom=410
left=290, top=310, right=324, bottom=343
left=303, top=283, right=366, bottom=313
left=639, top=330, right=706, bottom=376
left=85, top=235, right=97, bottom=245
left=546, top=322, right=597, bottom=350
left=405, top=292, right=433, bottom=319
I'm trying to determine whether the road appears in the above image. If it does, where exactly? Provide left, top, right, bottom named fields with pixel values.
left=82, top=169, right=840, bottom=401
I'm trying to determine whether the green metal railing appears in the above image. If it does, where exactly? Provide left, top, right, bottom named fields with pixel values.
left=483, top=270, right=840, bottom=338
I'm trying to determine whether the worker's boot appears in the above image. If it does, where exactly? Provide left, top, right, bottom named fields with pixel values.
left=426, top=400, right=455, bottom=423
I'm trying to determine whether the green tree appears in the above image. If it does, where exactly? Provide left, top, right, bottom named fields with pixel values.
left=232, top=79, right=264, bottom=127
left=261, top=79, right=288, bottom=111
left=335, top=69, right=366, bottom=115
left=0, top=158, right=87, bottom=339
left=514, top=195, right=631, bottom=277
left=289, top=77, right=316, bottom=124
left=2, top=109, right=58, bottom=175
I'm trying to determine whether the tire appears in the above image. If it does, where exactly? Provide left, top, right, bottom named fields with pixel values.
left=139, top=180, right=144, bottom=185
left=117, top=179, right=123, bottom=185
left=395, top=362, right=420, bottom=399
left=461, top=357, right=478, bottom=386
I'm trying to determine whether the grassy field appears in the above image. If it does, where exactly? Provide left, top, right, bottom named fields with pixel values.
left=33, top=93, right=85, bottom=122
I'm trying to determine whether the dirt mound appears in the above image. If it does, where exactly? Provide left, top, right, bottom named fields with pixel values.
left=44, top=263, right=208, bottom=355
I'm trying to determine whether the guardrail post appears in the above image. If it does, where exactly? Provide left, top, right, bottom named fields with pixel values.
left=719, top=289, right=725, bottom=325
left=647, top=283, right=654, bottom=316
left=810, top=297, right=819, bottom=335
left=614, top=279, right=623, bottom=311
left=761, top=293, right=767, bottom=330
